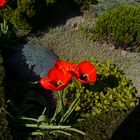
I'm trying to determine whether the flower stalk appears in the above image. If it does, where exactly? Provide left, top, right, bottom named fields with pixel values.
left=14, top=60, right=96, bottom=138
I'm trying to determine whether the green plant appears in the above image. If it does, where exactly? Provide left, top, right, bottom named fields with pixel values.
left=0, top=19, right=8, bottom=35
left=0, top=0, right=56, bottom=33
left=7, top=58, right=137, bottom=139
left=92, top=4, right=140, bottom=51
left=0, top=2, right=20, bottom=49
left=0, top=19, right=19, bottom=49
left=0, top=0, right=17, bottom=22
left=65, top=60, right=137, bottom=117
left=9, top=60, right=96, bottom=139
left=11, top=7, right=32, bottom=32
left=13, top=92, right=85, bottom=138
left=93, top=0, right=140, bottom=16
left=10, top=0, right=47, bottom=33
left=0, top=53, right=12, bottom=140
left=78, top=18, right=95, bottom=39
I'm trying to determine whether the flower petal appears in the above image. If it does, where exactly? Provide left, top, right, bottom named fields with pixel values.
left=40, top=68, right=73, bottom=91
left=73, top=61, right=96, bottom=84
left=48, top=68, right=63, bottom=82
left=0, top=0, right=6, bottom=9
left=55, top=60, right=74, bottom=71
left=40, top=77, right=54, bottom=90
left=78, top=61, right=94, bottom=74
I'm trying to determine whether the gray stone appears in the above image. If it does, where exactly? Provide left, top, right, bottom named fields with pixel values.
left=121, top=50, right=128, bottom=56
left=5, top=44, right=58, bottom=81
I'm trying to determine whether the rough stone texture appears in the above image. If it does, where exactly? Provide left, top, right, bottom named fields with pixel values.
left=66, top=16, right=84, bottom=29
left=5, top=45, right=58, bottom=81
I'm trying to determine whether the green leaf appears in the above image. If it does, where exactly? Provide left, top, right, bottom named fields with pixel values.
left=18, top=116, right=38, bottom=122
left=60, top=95, right=80, bottom=124
left=30, top=131, right=43, bottom=136
left=65, top=127, right=86, bottom=135
left=37, top=115, right=49, bottom=125
left=50, top=91, right=64, bottom=124
left=49, top=130, right=71, bottom=136
left=130, top=102, right=135, bottom=107
left=25, top=124, right=71, bottom=130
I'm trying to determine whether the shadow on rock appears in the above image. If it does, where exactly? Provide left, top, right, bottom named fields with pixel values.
left=3, top=44, right=58, bottom=82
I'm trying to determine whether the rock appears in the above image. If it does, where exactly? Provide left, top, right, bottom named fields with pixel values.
left=66, top=16, right=83, bottom=29
left=5, top=44, right=58, bottom=81
left=121, top=50, right=128, bottom=56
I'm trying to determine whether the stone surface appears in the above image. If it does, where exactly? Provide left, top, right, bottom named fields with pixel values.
left=5, top=44, right=58, bottom=81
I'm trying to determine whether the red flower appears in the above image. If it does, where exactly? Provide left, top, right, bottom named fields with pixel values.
left=54, top=60, right=77, bottom=72
left=73, top=61, right=96, bottom=84
left=40, top=68, right=73, bottom=91
left=0, top=0, right=6, bottom=9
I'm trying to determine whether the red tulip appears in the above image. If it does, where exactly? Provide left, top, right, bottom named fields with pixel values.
left=73, top=61, right=96, bottom=84
left=40, top=68, right=73, bottom=91
left=0, top=0, right=6, bottom=9
left=54, top=60, right=77, bottom=72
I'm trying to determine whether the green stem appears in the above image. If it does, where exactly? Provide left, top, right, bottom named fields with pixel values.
left=25, top=124, right=71, bottom=129
left=18, top=116, right=38, bottom=122
left=65, top=127, right=86, bottom=135
left=60, top=90, right=65, bottom=116
left=49, top=130, right=71, bottom=136
left=50, top=91, right=64, bottom=124
left=60, top=94, right=80, bottom=124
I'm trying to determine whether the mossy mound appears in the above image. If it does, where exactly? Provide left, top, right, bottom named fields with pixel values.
left=92, top=4, right=140, bottom=51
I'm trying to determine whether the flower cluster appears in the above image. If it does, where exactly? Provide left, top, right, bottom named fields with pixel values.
left=40, top=60, right=96, bottom=91
left=0, top=0, right=15, bottom=9
left=0, top=0, right=6, bottom=9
